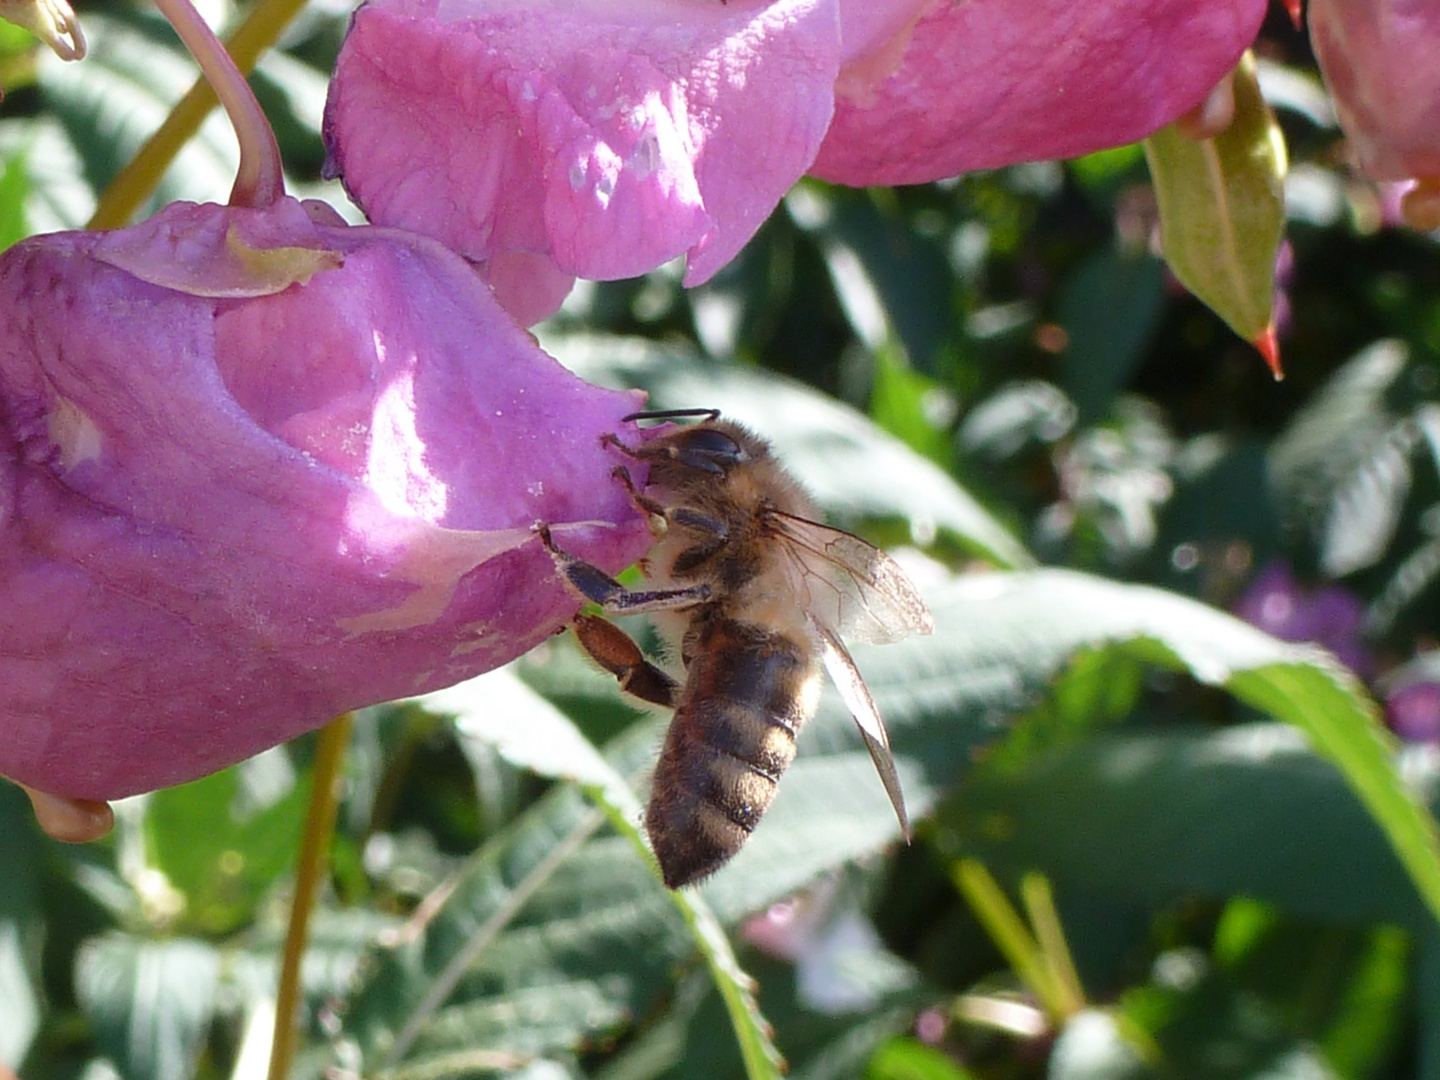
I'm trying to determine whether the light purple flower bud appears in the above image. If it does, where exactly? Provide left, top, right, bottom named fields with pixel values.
left=0, top=197, right=650, bottom=799
left=1233, top=561, right=1371, bottom=677
left=1386, top=680, right=1440, bottom=743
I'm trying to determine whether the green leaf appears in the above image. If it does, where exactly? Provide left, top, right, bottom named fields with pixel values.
left=870, top=347, right=954, bottom=468
left=543, top=332, right=1030, bottom=569
left=1144, top=51, right=1286, bottom=356
left=806, top=187, right=959, bottom=375
left=495, top=566, right=1440, bottom=937
left=0, top=113, right=95, bottom=233
left=394, top=671, right=786, bottom=1080
left=504, top=566, right=1440, bottom=933
left=0, top=786, right=41, bottom=1068
left=1110, top=914, right=1405, bottom=1080
left=0, top=922, right=38, bottom=1069
left=1417, top=931, right=1440, bottom=1080
left=1067, top=143, right=1147, bottom=189
left=665, top=950, right=918, bottom=1080
left=347, top=828, right=686, bottom=1067
left=945, top=724, right=1440, bottom=929
left=144, top=749, right=308, bottom=936
left=916, top=569, right=1440, bottom=928
left=74, top=932, right=222, bottom=1080
left=1268, top=339, right=1420, bottom=578
left=0, top=147, right=30, bottom=252
left=1057, top=246, right=1166, bottom=425
left=866, top=1036, right=979, bottom=1080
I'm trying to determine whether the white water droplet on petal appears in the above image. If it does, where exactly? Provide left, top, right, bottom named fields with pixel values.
left=628, top=130, right=659, bottom=180
left=47, top=395, right=103, bottom=468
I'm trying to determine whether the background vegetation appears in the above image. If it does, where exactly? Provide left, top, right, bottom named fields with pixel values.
left=5, top=4, right=1440, bottom=1079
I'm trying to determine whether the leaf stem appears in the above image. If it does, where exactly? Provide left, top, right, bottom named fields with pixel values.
left=381, top=804, right=607, bottom=1067
left=1019, top=871, right=1086, bottom=1018
left=953, top=859, right=1085, bottom=1023
left=89, top=0, right=302, bottom=227
left=268, top=713, right=354, bottom=1080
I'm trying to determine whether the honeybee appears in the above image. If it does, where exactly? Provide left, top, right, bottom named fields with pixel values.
left=538, top=409, right=934, bottom=888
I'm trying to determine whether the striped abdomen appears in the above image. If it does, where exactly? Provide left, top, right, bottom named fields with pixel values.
left=645, top=617, right=821, bottom=888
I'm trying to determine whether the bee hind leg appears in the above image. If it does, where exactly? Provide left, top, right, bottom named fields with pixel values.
left=572, top=613, right=678, bottom=708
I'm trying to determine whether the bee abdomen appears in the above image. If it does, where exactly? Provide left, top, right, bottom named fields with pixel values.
left=645, top=620, right=820, bottom=889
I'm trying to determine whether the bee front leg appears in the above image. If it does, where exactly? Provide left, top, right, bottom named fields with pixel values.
left=607, top=463, right=669, bottom=525
left=607, top=467, right=731, bottom=573
left=572, top=613, right=678, bottom=708
left=536, top=524, right=711, bottom=613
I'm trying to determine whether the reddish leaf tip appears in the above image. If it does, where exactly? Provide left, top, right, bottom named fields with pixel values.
left=1283, top=0, right=1303, bottom=29
left=1254, top=324, right=1284, bottom=381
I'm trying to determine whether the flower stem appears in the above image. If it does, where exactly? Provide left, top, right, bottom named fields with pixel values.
left=268, top=713, right=353, bottom=1080
left=89, top=0, right=297, bottom=226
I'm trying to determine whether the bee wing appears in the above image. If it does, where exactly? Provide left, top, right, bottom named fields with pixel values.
left=814, top=619, right=911, bottom=840
left=768, top=510, right=934, bottom=645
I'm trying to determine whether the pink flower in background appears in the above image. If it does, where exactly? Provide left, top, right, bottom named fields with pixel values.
left=0, top=196, right=649, bottom=799
left=1386, top=679, right=1440, bottom=743
left=322, top=0, right=1266, bottom=304
left=811, top=0, right=1265, bottom=185
left=1309, top=0, right=1440, bottom=184
left=1233, top=562, right=1371, bottom=678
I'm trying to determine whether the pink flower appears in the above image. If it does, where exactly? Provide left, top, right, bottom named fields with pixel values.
left=0, top=197, right=649, bottom=799
left=1309, top=0, right=1440, bottom=184
left=1233, top=562, right=1371, bottom=678
left=812, top=0, right=1265, bottom=185
left=322, top=0, right=1265, bottom=295
left=1386, top=680, right=1440, bottom=743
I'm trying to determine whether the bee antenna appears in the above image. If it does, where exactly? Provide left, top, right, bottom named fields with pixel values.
left=621, top=408, right=721, bottom=425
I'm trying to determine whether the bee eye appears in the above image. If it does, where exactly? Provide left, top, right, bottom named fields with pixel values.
left=672, top=428, right=744, bottom=473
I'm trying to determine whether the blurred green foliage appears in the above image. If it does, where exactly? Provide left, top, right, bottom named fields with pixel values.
left=6, top=3, right=1440, bottom=1079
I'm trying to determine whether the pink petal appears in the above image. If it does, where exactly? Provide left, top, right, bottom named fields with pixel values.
left=0, top=198, right=650, bottom=799
left=811, top=0, right=1268, bottom=186
left=322, top=0, right=843, bottom=286
left=1310, top=0, right=1440, bottom=182
left=477, top=250, right=577, bottom=328
left=834, top=0, right=930, bottom=65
